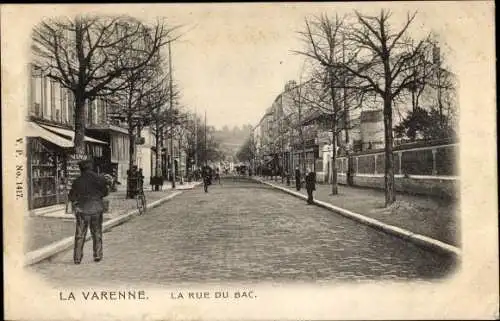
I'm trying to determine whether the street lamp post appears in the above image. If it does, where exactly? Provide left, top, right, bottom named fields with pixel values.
left=177, top=125, right=185, bottom=185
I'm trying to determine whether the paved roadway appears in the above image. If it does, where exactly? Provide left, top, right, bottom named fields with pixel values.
left=30, top=177, right=457, bottom=286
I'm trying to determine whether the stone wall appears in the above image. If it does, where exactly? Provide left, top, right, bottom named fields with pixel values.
left=320, top=141, right=459, bottom=199
left=335, top=173, right=458, bottom=199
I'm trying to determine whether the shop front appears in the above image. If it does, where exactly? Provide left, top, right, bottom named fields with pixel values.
left=291, top=145, right=319, bottom=173
left=26, top=121, right=108, bottom=210
left=27, top=122, right=73, bottom=210
left=86, top=124, right=130, bottom=184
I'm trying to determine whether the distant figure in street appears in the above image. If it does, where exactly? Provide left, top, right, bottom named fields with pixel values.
left=69, top=159, right=109, bottom=264
left=285, top=170, right=290, bottom=185
left=305, top=168, right=316, bottom=205
left=202, top=165, right=213, bottom=193
left=295, top=166, right=301, bottom=191
left=215, top=167, right=221, bottom=184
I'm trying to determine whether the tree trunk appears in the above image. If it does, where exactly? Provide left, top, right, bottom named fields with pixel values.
left=330, top=130, right=338, bottom=195
left=301, top=131, right=306, bottom=175
left=345, top=101, right=353, bottom=186
left=73, top=94, right=87, bottom=156
left=411, top=88, right=416, bottom=113
left=347, top=155, right=354, bottom=186
left=383, top=96, right=396, bottom=206
left=155, top=133, right=161, bottom=177
left=178, top=135, right=183, bottom=184
left=281, top=149, right=285, bottom=184
left=154, top=123, right=161, bottom=191
left=330, top=70, right=338, bottom=195
left=74, top=19, right=87, bottom=157
left=127, top=120, right=135, bottom=199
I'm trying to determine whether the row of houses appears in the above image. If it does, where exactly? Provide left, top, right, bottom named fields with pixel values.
left=251, top=79, right=459, bottom=198
left=251, top=79, right=386, bottom=182
left=26, top=64, right=187, bottom=211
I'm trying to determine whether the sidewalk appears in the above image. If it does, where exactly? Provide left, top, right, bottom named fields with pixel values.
left=257, top=177, right=459, bottom=247
left=24, top=182, right=199, bottom=254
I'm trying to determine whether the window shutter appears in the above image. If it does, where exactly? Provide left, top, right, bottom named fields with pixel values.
left=61, top=89, right=67, bottom=123
left=68, top=91, right=74, bottom=125
left=50, top=81, right=56, bottom=120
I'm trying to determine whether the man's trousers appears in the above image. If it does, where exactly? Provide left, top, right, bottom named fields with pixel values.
left=295, top=179, right=301, bottom=191
left=306, top=188, right=314, bottom=204
left=74, top=212, right=103, bottom=263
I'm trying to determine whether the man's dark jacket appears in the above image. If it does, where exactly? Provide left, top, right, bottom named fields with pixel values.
left=202, top=166, right=213, bottom=183
left=305, top=172, right=316, bottom=191
left=69, top=170, right=109, bottom=215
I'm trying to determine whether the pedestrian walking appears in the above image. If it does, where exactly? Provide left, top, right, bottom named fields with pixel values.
left=202, top=165, right=213, bottom=193
left=68, top=159, right=109, bottom=264
left=215, top=167, right=221, bottom=184
left=305, top=168, right=316, bottom=205
left=295, top=166, right=301, bottom=191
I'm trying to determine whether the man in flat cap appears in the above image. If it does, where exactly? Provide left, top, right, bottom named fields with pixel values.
left=69, top=159, right=109, bottom=264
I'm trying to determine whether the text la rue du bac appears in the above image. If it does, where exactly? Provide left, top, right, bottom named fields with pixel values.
left=170, top=290, right=256, bottom=300
left=59, top=290, right=257, bottom=301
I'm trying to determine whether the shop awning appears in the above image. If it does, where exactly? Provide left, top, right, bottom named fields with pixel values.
left=26, top=122, right=73, bottom=148
left=39, top=124, right=108, bottom=145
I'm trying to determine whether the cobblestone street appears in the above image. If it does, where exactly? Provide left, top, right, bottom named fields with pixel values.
left=24, top=189, right=175, bottom=253
left=257, top=177, right=459, bottom=246
left=30, top=178, right=457, bottom=286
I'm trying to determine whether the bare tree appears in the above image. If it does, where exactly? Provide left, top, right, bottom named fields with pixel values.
left=32, top=15, right=177, bottom=155
left=108, top=64, right=158, bottom=166
left=148, top=82, right=182, bottom=183
left=427, top=40, right=458, bottom=129
left=184, top=112, right=202, bottom=169
left=174, top=112, right=193, bottom=182
left=104, top=57, right=170, bottom=197
left=337, top=10, right=429, bottom=206
left=407, top=39, right=434, bottom=113
left=184, top=114, right=224, bottom=167
left=295, top=14, right=366, bottom=194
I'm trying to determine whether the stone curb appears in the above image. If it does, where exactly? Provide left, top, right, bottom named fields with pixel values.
left=24, top=190, right=186, bottom=266
left=254, top=178, right=461, bottom=257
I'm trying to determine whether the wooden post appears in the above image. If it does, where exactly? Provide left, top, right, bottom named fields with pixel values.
left=432, top=148, right=437, bottom=175
left=398, top=151, right=403, bottom=175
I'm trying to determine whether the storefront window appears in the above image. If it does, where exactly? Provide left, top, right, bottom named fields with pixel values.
left=29, top=138, right=67, bottom=209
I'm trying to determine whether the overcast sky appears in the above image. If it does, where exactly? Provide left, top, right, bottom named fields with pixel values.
left=14, top=2, right=491, bottom=129
left=169, top=4, right=308, bottom=130
left=162, top=2, right=466, bottom=130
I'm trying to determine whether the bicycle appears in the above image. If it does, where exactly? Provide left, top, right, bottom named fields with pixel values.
left=136, top=178, right=147, bottom=215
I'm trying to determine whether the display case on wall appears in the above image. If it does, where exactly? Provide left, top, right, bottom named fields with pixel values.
left=29, top=138, right=67, bottom=209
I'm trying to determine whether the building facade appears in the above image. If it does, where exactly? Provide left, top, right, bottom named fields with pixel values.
left=27, top=65, right=106, bottom=210
left=26, top=62, right=195, bottom=209
left=254, top=79, right=387, bottom=182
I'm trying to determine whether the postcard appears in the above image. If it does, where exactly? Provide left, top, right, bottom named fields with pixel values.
left=2, top=2, right=498, bottom=320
